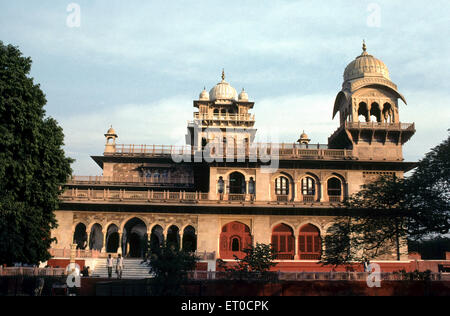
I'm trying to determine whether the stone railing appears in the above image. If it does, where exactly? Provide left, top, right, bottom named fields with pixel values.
left=60, top=188, right=341, bottom=205
left=193, top=113, right=255, bottom=122
left=107, top=143, right=353, bottom=161
left=0, top=266, right=66, bottom=276
left=68, top=176, right=194, bottom=187
left=187, top=271, right=448, bottom=281
left=345, top=121, right=415, bottom=131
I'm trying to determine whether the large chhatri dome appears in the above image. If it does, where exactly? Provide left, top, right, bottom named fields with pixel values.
left=343, top=41, right=390, bottom=82
left=209, top=70, right=238, bottom=101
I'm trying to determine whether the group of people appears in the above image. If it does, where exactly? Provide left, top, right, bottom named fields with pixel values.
left=107, top=254, right=124, bottom=279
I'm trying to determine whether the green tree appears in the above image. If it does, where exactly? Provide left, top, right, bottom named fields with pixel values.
left=406, top=132, right=450, bottom=239
left=322, top=133, right=450, bottom=265
left=322, top=176, right=409, bottom=265
left=0, top=42, right=73, bottom=265
left=218, top=243, right=278, bottom=273
left=148, top=241, right=199, bottom=296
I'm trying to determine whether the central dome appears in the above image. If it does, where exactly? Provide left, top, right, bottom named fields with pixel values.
left=343, top=42, right=390, bottom=82
left=209, top=70, right=238, bottom=101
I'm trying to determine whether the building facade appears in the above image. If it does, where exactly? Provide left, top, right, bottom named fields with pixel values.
left=51, top=44, right=416, bottom=269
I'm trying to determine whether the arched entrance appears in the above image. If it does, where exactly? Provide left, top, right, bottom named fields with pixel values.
left=123, top=218, right=147, bottom=258
left=167, top=225, right=180, bottom=250
left=73, top=223, right=87, bottom=250
left=106, top=224, right=119, bottom=253
left=182, top=226, right=197, bottom=252
left=89, top=224, right=103, bottom=251
left=220, top=221, right=252, bottom=259
left=298, top=224, right=322, bottom=260
left=149, top=225, right=164, bottom=254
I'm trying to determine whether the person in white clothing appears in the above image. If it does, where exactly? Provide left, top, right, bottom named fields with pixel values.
left=107, top=254, right=114, bottom=278
left=116, top=254, right=124, bottom=279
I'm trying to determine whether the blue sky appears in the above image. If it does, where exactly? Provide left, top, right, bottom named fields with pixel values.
left=1, top=0, right=449, bottom=175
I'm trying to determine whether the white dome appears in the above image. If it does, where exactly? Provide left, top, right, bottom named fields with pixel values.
left=344, top=42, right=390, bottom=82
left=209, top=70, right=238, bottom=101
left=238, top=88, right=249, bottom=101
left=199, top=87, right=209, bottom=100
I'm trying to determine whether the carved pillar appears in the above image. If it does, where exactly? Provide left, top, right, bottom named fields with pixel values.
left=117, top=231, right=123, bottom=255
left=101, top=230, right=107, bottom=253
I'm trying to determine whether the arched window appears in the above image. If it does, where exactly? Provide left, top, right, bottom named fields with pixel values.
left=301, top=177, right=315, bottom=196
left=272, top=224, right=295, bottom=260
left=327, top=177, right=342, bottom=197
left=298, top=224, right=321, bottom=260
left=220, top=221, right=252, bottom=259
left=229, top=172, right=246, bottom=194
left=370, top=103, right=381, bottom=122
left=383, top=103, right=393, bottom=123
left=358, top=102, right=369, bottom=122
left=275, top=176, right=289, bottom=195
left=213, top=109, right=219, bottom=117
left=231, top=237, right=240, bottom=251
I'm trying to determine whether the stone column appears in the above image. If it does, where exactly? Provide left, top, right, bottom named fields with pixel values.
left=117, top=231, right=123, bottom=255
left=294, top=234, right=299, bottom=260
left=102, top=230, right=107, bottom=253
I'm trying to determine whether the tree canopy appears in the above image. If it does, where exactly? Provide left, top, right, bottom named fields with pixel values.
left=0, top=42, right=73, bottom=265
left=322, top=133, right=450, bottom=265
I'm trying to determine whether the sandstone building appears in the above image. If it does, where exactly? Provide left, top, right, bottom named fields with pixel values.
left=51, top=43, right=416, bottom=271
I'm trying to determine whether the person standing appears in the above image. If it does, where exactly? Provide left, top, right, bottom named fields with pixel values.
left=107, top=254, right=113, bottom=278
left=116, top=254, right=124, bottom=279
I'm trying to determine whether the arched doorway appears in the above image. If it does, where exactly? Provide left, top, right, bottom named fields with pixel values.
left=167, top=225, right=180, bottom=250
left=106, top=224, right=119, bottom=253
left=182, top=226, right=197, bottom=252
left=123, top=218, right=147, bottom=258
left=149, top=225, right=164, bottom=254
left=271, top=224, right=295, bottom=260
left=73, top=223, right=87, bottom=250
left=298, top=224, right=322, bottom=260
left=89, top=223, right=103, bottom=251
left=220, top=221, right=252, bottom=259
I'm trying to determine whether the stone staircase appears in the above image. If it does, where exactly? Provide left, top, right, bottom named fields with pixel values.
left=92, top=258, right=153, bottom=279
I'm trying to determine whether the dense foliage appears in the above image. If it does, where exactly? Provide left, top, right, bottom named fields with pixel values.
left=147, top=242, right=199, bottom=296
left=0, top=42, right=73, bottom=265
left=218, top=243, right=278, bottom=273
left=322, top=133, right=450, bottom=265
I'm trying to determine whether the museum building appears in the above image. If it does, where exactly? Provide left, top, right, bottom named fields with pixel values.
left=50, top=43, right=418, bottom=272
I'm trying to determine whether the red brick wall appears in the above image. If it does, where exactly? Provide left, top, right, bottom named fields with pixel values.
left=47, top=259, right=85, bottom=270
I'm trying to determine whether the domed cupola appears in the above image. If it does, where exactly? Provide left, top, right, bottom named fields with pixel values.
left=343, top=41, right=390, bottom=82
left=199, top=87, right=209, bottom=101
left=209, top=70, right=238, bottom=102
left=238, top=88, right=249, bottom=101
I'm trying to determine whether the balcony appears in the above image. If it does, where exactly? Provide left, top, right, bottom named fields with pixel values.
left=193, top=113, right=255, bottom=122
left=68, top=176, right=194, bottom=188
left=59, top=188, right=343, bottom=207
left=106, top=143, right=354, bottom=161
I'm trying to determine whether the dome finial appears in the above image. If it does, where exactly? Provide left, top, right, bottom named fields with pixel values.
left=362, top=40, right=367, bottom=53
left=222, top=69, right=225, bottom=81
